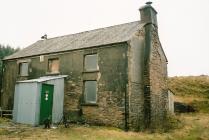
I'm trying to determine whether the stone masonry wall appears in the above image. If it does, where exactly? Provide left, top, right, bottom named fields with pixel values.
left=81, top=44, right=128, bottom=128
left=1, top=61, right=18, bottom=109
left=149, top=27, right=168, bottom=129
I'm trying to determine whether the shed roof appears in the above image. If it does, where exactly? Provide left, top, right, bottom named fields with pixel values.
left=17, top=75, right=68, bottom=83
left=5, top=21, right=144, bottom=60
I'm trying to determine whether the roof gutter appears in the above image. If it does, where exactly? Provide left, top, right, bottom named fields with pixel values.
left=4, top=42, right=128, bottom=61
left=124, top=83, right=128, bottom=131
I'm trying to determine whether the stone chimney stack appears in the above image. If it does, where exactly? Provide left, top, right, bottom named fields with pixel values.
left=139, top=2, right=158, bottom=27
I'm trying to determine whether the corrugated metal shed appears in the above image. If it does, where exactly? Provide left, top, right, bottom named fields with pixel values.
left=5, top=21, right=144, bottom=60
left=17, top=75, right=67, bottom=83
left=13, top=75, right=67, bottom=126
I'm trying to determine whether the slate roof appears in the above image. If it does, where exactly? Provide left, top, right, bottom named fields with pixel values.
left=5, top=21, right=144, bottom=60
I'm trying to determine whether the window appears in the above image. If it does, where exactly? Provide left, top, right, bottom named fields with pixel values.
left=84, top=81, right=97, bottom=103
left=19, top=62, right=29, bottom=76
left=84, top=54, right=98, bottom=71
left=48, top=58, right=59, bottom=73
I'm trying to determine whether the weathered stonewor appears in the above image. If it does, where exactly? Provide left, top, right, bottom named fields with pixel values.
left=148, top=28, right=168, bottom=129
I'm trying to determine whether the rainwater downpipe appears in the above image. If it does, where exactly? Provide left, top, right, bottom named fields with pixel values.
left=124, top=84, right=128, bottom=131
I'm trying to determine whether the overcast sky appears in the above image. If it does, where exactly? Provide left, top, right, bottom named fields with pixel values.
left=0, top=0, right=209, bottom=76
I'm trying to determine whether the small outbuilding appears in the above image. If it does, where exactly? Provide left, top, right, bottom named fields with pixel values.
left=168, top=89, right=174, bottom=114
left=13, top=75, right=67, bottom=126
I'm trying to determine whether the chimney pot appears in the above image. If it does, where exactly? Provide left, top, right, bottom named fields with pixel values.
left=41, top=34, right=47, bottom=40
left=139, top=2, right=158, bottom=27
left=145, top=1, right=152, bottom=5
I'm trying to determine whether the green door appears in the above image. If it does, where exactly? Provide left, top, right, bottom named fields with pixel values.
left=40, top=84, right=54, bottom=124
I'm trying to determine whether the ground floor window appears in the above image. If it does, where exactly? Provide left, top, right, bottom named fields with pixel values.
left=84, top=81, right=97, bottom=103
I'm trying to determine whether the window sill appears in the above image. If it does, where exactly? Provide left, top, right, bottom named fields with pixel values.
left=45, top=72, right=60, bottom=76
left=18, top=75, right=29, bottom=77
left=82, top=70, right=99, bottom=73
left=81, top=103, right=98, bottom=106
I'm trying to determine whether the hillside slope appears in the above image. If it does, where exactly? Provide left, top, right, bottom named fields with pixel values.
left=168, top=75, right=209, bottom=113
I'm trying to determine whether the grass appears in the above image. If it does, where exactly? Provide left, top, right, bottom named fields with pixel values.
left=0, top=113, right=209, bottom=140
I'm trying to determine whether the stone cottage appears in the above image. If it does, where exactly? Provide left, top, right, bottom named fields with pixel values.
left=0, top=3, right=168, bottom=131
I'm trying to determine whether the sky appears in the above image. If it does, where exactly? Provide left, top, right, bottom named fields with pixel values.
left=0, top=0, right=209, bottom=76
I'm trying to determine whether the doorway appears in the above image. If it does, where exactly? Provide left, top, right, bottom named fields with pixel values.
left=40, top=83, right=54, bottom=124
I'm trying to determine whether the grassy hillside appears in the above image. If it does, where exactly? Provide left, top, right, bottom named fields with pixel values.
left=168, top=75, right=209, bottom=98
left=168, top=75, right=209, bottom=113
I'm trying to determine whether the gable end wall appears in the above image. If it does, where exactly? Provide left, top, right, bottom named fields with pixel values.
left=149, top=27, right=168, bottom=129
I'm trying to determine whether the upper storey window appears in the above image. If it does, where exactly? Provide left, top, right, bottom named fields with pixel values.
left=19, top=62, right=29, bottom=76
left=48, top=58, right=59, bottom=73
left=84, top=54, right=98, bottom=71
